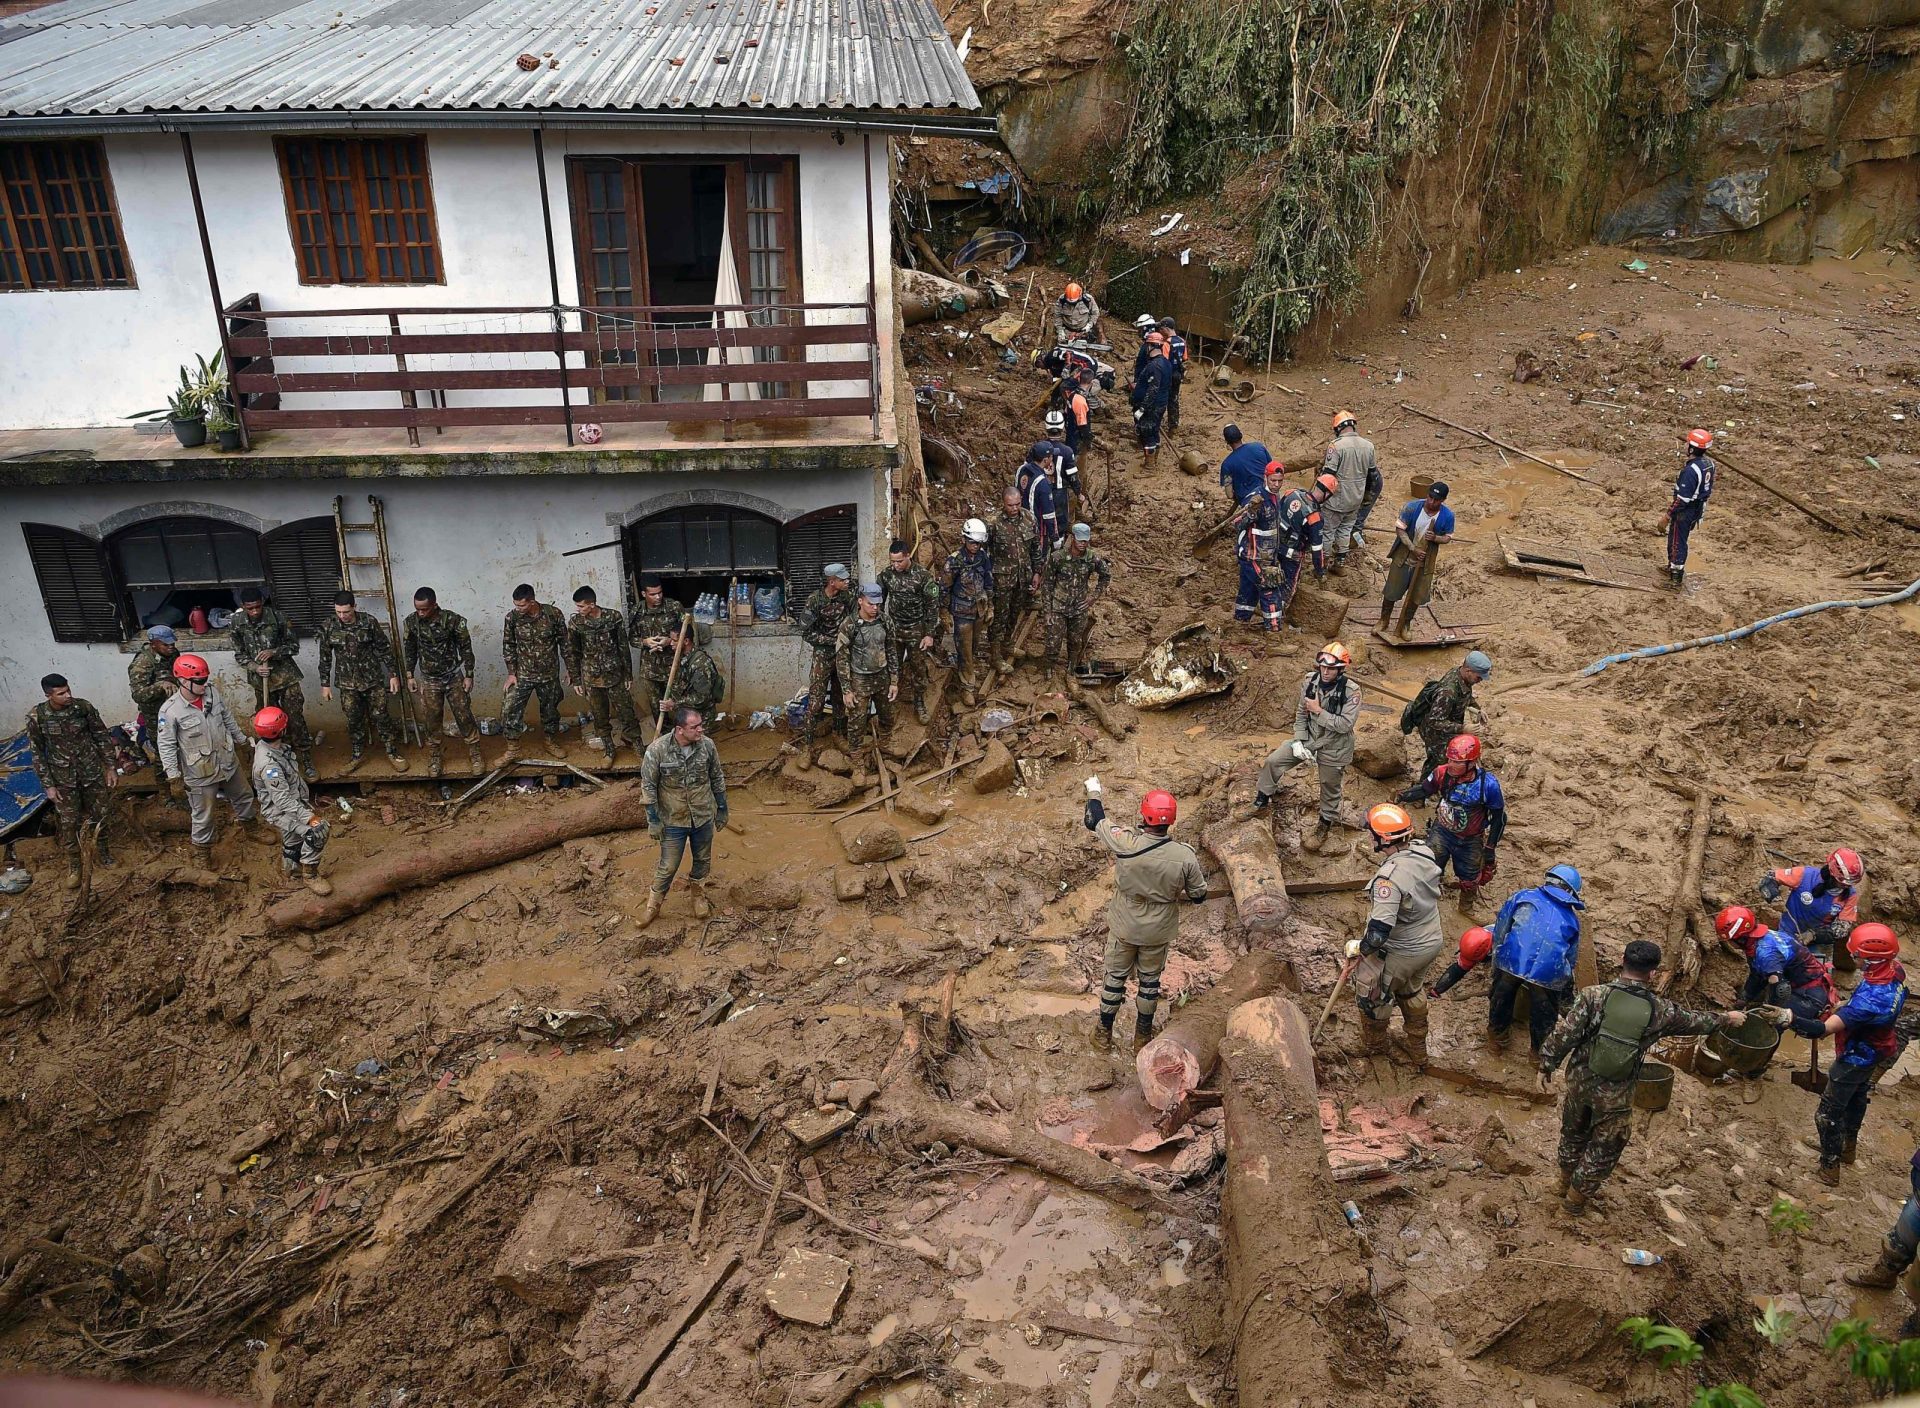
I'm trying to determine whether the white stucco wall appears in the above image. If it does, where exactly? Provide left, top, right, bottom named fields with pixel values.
left=0, top=467, right=888, bottom=726
left=0, top=125, right=893, bottom=429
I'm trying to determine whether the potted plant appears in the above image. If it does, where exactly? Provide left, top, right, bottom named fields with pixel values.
left=204, top=402, right=242, bottom=452
left=128, top=350, right=225, bottom=448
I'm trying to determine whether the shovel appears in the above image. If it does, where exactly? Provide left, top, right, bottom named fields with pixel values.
left=1791, top=1037, right=1828, bottom=1094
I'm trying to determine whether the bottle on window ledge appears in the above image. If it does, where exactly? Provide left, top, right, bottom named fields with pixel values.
left=188, top=605, right=211, bottom=635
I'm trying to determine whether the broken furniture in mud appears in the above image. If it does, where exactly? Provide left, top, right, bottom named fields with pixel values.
left=1345, top=601, right=1490, bottom=649
left=1497, top=534, right=1674, bottom=591
left=1118, top=623, right=1246, bottom=709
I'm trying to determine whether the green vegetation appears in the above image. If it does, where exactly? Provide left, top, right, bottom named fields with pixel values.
left=1620, top=1315, right=1920, bottom=1403
left=1766, top=1195, right=1811, bottom=1236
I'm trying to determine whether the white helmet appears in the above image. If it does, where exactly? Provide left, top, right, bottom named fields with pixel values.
left=1133, top=313, right=1156, bottom=331
left=962, top=518, right=988, bottom=544
left=1044, top=409, right=1066, bottom=434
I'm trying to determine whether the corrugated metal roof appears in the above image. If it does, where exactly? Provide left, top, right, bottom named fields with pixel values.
left=0, top=0, right=981, bottom=118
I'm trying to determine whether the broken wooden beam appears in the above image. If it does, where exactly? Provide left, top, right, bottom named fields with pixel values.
left=615, top=1252, right=740, bottom=1402
left=1659, top=787, right=1712, bottom=994
left=1399, top=402, right=1602, bottom=486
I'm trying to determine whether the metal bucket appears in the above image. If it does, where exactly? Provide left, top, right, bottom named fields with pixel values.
left=1634, top=1061, right=1675, bottom=1112
left=1702, top=1015, right=1781, bottom=1076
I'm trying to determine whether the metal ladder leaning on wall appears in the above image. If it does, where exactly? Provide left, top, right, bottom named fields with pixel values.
left=332, top=494, right=422, bottom=747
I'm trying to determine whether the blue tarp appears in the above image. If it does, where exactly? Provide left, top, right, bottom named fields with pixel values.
left=0, top=731, right=47, bottom=840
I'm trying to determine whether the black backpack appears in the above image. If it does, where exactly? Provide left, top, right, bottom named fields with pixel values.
left=1399, top=679, right=1442, bottom=735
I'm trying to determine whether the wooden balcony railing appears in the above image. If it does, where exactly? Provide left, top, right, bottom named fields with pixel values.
left=221, top=297, right=882, bottom=445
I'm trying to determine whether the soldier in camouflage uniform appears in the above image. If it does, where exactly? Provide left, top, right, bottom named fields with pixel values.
left=1539, top=939, right=1739, bottom=1215
left=25, top=673, right=119, bottom=887
left=566, top=585, right=642, bottom=766
left=878, top=539, right=941, bottom=724
left=837, top=586, right=899, bottom=782
left=638, top=704, right=727, bottom=929
left=796, top=564, right=854, bottom=753
left=630, top=576, right=687, bottom=726
left=987, top=489, right=1040, bottom=676
left=317, top=592, right=408, bottom=773
left=1042, top=523, right=1111, bottom=689
left=502, top=583, right=570, bottom=760
left=942, top=524, right=995, bottom=707
left=1402, top=650, right=1491, bottom=775
left=403, top=587, right=482, bottom=778
left=126, top=625, right=178, bottom=755
left=666, top=623, right=726, bottom=722
left=233, top=588, right=314, bottom=781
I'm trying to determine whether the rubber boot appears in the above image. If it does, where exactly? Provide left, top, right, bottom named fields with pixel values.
left=502, top=737, right=523, bottom=763
left=1306, top=818, right=1332, bottom=852
left=465, top=736, right=484, bottom=772
left=1394, top=996, right=1430, bottom=1070
left=386, top=749, right=409, bottom=773
left=1554, top=1167, right=1572, bottom=1196
left=301, top=862, right=333, bottom=897
left=1133, top=1013, right=1155, bottom=1054
left=427, top=742, right=444, bottom=779
left=1818, top=1163, right=1843, bottom=1187
left=1845, top=1244, right=1908, bottom=1291
left=282, top=856, right=299, bottom=879
left=1328, top=556, right=1347, bottom=577
left=1485, top=1027, right=1510, bottom=1057
left=637, top=889, right=663, bottom=929
left=691, top=879, right=712, bottom=920
left=191, top=842, right=213, bottom=871
left=1235, top=793, right=1271, bottom=823
left=542, top=732, right=564, bottom=757
left=960, top=677, right=977, bottom=708
left=1563, top=1186, right=1590, bottom=1217
left=1091, top=1015, right=1114, bottom=1050
left=1843, top=1138, right=1859, bottom=1165
left=1357, top=1011, right=1392, bottom=1055
left=342, top=751, right=365, bottom=775
left=64, top=855, right=82, bottom=891
left=603, top=746, right=617, bottom=769
left=242, top=817, right=276, bottom=844
left=1455, top=885, right=1481, bottom=916
left=851, top=761, right=869, bottom=790
left=1742, top=1075, right=1763, bottom=1103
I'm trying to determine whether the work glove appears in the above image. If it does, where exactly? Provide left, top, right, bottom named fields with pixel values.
left=1290, top=741, right=1314, bottom=763
left=167, top=776, right=186, bottom=804
left=1393, top=786, right=1421, bottom=806
left=1344, top=939, right=1363, bottom=961
left=646, top=803, right=661, bottom=840
left=1758, top=872, right=1783, bottom=903
left=1478, top=851, right=1498, bottom=885
left=715, top=804, right=729, bottom=831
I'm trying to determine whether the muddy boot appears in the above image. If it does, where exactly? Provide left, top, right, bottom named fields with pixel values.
left=1306, top=818, right=1332, bottom=852
left=385, top=749, right=409, bottom=773
left=281, top=856, right=299, bottom=879
left=1846, top=1244, right=1908, bottom=1290
left=637, top=889, right=664, bottom=929
left=1328, top=556, right=1347, bottom=577
left=1394, top=995, right=1430, bottom=1070
left=63, top=855, right=82, bottom=891
left=1563, top=1186, right=1590, bottom=1217
left=1554, top=1166, right=1572, bottom=1197
left=1818, top=1162, right=1844, bottom=1187
left=1133, top=1014, right=1156, bottom=1054
left=1358, top=1011, right=1392, bottom=1055
left=465, top=736, right=484, bottom=772
left=1741, top=1076, right=1764, bottom=1103
left=542, top=732, right=565, bottom=757
left=603, top=746, right=618, bottom=770
left=300, top=754, right=318, bottom=784
left=1485, top=1027, right=1510, bottom=1057
left=301, top=862, right=334, bottom=897
left=502, top=737, right=523, bottom=763
left=1455, top=885, right=1481, bottom=916
left=191, top=842, right=213, bottom=871
left=95, top=836, right=113, bottom=869
left=691, top=879, right=712, bottom=920
left=851, top=761, right=869, bottom=790
left=244, top=817, right=278, bottom=845
left=914, top=690, right=930, bottom=725
left=1843, top=1138, right=1859, bottom=1165
left=1234, top=793, right=1272, bottom=824
left=1091, top=1015, right=1114, bottom=1050
left=342, top=751, right=365, bottom=775
left=960, top=678, right=977, bottom=708
left=427, top=742, right=444, bottom=779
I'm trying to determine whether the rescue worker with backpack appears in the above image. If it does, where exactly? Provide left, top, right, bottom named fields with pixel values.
left=1399, top=651, right=1490, bottom=775
left=1484, top=864, right=1586, bottom=1057
left=1344, top=802, right=1446, bottom=1067
left=1760, top=846, right=1863, bottom=964
left=1395, top=732, right=1507, bottom=914
left=1158, top=317, right=1187, bottom=429
left=1538, top=939, right=1742, bottom=1215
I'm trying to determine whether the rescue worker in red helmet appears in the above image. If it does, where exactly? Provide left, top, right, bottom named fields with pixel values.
left=1427, top=926, right=1494, bottom=999
left=1082, top=777, right=1207, bottom=1053
left=1760, top=847, right=1863, bottom=964
left=1715, top=903, right=1836, bottom=1102
left=1342, top=803, right=1445, bottom=1066
left=1395, top=732, right=1507, bottom=915
left=1658, top=428, right=1716, bottom=587
left=156, top=653, right=274, bottom=870
left=251, top=706, right=333, bottom=896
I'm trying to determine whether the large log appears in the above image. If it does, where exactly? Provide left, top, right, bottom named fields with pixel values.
left=1202, top=819, right=1291, bottom=939
left=1136, top=950, right=1291, bottom=1111
left=266, top=782, right=650, bottom=931
left=1658, top=787, right=1711, bottom=993
left=1221, top=996, right=1378, bottom=1407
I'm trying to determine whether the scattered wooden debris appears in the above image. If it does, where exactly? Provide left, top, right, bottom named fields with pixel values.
left=613, top=1252, right=740, bottom=1403
left=1497, top=534, right=1670, bottom=592
left=765, top=1246, right=852, bottom=1326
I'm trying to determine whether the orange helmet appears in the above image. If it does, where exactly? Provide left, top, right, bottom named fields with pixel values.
left=1314, top=472, right=1339, bottom=497
left=1140, top=789, right=1177, bottom=827
left=1063, top=281, right=1084, bottom=302
left=1264, top=458, right=1286, bottom=480
left=1333, top=410, right=1357, bottom=433
left=1316, top=642, right=1350, bottom=670
left=172, top=653, right=210, bottom=681
left=1459, top=926, right=1494, bottom=967
left=1685, top=428, right=1713, bottom=450
left=1847, top=923, right=1900, bottom=963
left=1445, top=734, right=1482, bottom=765
left=1714, top=905, right=1759, bottom=947
left=1144, top=331, right=1164, bottom=346
left=1826, top=847, right=1864, bottom=885
left=1366, top=803, right=1413, bottom=847
left=253, top=706, right=289, bottom=739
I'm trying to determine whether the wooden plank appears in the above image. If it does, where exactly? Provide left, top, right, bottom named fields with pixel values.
left=234, top=359, right=871, bottom=395
left=614, top=1252, right=740, bottom=1403
left=231, top=322, right=872, bottom=360
left=1497, top=534, right=1665, bottom=592
left=242, top=396, right=877, bottom=432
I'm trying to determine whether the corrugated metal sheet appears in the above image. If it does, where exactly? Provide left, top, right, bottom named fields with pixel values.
left=0, top=0, right=980, bottom=118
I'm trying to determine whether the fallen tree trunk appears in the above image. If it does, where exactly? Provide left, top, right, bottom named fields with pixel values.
left=1221, top=996, right=1380, bottom=1407
left=1202, top=819, right=1291, bottom=940
left=1659, top=788, right=1711, bottom=993
left=1137, top=950, right=1290, bottom=1111
left=267, top=782, right=650, bottom=931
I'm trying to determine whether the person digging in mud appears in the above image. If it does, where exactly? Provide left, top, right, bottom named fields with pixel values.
left=1716, top=904, right=1835, bottom=1102
left=1780, top=922, right=1908, bottom=1185
left=1658, top=428, right=1717, bottom=588
left=24, top=672, right=118, bottom=889
left=1345, top=802, right=1445, bottom=1067
left=837, top=586, right=898, bottom=785
left=1843, top=1144, right=1920, bottom=1333
left=1396, top=732, right=1506, bottom=914
left=1482, top=864, right=1585, bottom=1058
left=638, top=704, right=727, bottom=929
left=1082, top=778, right=1207, bottom=1053
left=1043, top=523, right=1110, bottom=690
left=1378, top=482, right=1456, bottom=626
left=1236, top=466, right=1331, bottom=632
left=1320, top=410, right=1380, bottom=574
left=1241, top=641, right=1359, bottom=850
left=1052, top=279, right=1102, bottom=345
left=880, top=539, right=942, bottom=720
left=1399, top=649, right=1491, bottom=775
left=251, top=705, right=332, bottom=896
left=1760, top=845, right=1863, bottom=966
left=1538, top=938, right=1742, bottom=1216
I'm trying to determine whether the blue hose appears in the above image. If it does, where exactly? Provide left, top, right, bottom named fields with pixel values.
left=1582, top=577, right=1920, bottom=676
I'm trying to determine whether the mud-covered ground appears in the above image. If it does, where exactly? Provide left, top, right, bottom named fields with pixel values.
left=3, top=246, right=1919, bottom=1408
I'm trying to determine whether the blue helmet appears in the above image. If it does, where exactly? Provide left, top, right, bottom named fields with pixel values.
left=1544, top=864, right=1584, bottom=908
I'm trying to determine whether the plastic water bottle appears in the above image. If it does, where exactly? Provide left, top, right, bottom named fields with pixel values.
left=1341, top=1201, right=1363, bottom=1229
left=1622, top=1249, right=1663, bottom=1267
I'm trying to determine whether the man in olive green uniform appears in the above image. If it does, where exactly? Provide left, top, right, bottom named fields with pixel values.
left=126, top=625, right=178, bottom=758
left=630, top=576, right=686, bottom=726
left=1540, top=939, right=1739, bottom=1215
left=316, top=591, right=408, bottom=773
left=638, top=704, right=728, bottom=928
left=666, top=623, right=725, bottom=722
left=501, top=583, right=569, bottom=761
left=403, top=587, right=482, bottom=778
left=25, top=673, right=119, bottom=888
left=1083, top=780, right=1208, bottom=1052
left=987, top=489, right=1039, bottom=676
left=837, top=586, right=898, bottom=782
left=233, top=588, right=314, bottom=781
left=566, top=585, right=642, bottom=767
left=1402, top=650, right=1491, bottom=775
left=1347, top=802, right=1446, bottom=1065
left=797, top=564, right=854, bottom=753
left=1043, top=524, right=1111, bottom=690
left=878, top=539, right=941, bottom=723
left=1246, top=642, right=1361, bottom=849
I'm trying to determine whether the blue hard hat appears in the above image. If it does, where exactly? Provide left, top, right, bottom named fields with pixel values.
left=147, top=625, right=177, bottom=643
left=1544, top=864, right=1584, bottom=907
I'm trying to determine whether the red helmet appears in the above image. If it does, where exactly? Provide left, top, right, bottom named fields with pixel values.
left=172, top=653, right=210, bottom=681
left=1264, top=458, right=1286, bottom=480
left=1458, top=926, right=1494, bottom=967
left=1826, top=847, right=1864, bottom=886
left=1063, top=280, right=1084, bottom=302
left=1140, top=789, right=1177, bottom=827
left=253, top=706, right=289, bottom=739
left=1686, top=428, right=1714, bottom=450
left=1714, top=905, right=1759, bottom=947
left=1314, top=473, right=1339, bottom=497
left=1847, top=923, right=1900, bottom=963
left=1366, top=803, right=1413, bottom=847
left=1444, top=734, right=1482, bottom=765
left=1144, top=331, right=1165, bottom=346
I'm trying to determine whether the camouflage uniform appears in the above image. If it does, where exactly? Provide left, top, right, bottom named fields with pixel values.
left=317, top=612, right=401, bottom=757
left=403, top=607, right=480, bottom=771
left=1408, top=665, right=1478, bottom=774
left=1042, top=544, right=1111, bottom=681
left=641, top=729, right=727, bottom=900
left=1540, top=979, right=1726, bottom=1194
left=836, top=611, right=898, bottom=753
left=986, top=508, right=1039, bottom=667
left=232, top=605, right=312, bottom=767
left=24, top=697, right=114, bottom=861
left=501, top=601, right=569, bottom=743
left=670, top=625, right=726, bottom=721
left=566, top=607, right=642, bottom=759
left=797, top=587, right=854, bottom=746
left=126, top=643, right=176, bottom=736
left=630, top=601, right=687, bottom=722
left=942, top=546, right=995, bottom=700
left=252, top=737, right=329, bottom=870
left=878, top=563, right=941, bottom=714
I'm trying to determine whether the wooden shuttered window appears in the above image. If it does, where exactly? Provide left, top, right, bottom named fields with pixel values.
left=276, top=137, right=442, bottom=286
left=259, top=517, right=342, bottom=634
left=778, top=506, right=857, bottom=618
left=22, top=524, right=127, bottom=643
left=0, top=139, right=134, bottom=292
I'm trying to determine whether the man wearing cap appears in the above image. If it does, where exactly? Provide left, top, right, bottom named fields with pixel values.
left=1321, top=410, right=1380, bottom=574
left=127, top=625, right=179, bottom=758
left=630, top=576, right=687, bottom=724
left=233, top=587, right=315, bottom=781
left=942, top=526, right=996, bottom=707
left=1402, top=650, right=1490, bottom=775
left=1219, top=424, right=1273, bottom=506
left=836, top=586, right=899, bottom=781
left=1043, top=524, right=1111, bottom=690
left=1379, top=482, right=1456, bottom=626
left=25, top=673, right=118, bottom=888
left=797, top=564, right=855, bottom=753
left=879, top=540, right=942, bottom=723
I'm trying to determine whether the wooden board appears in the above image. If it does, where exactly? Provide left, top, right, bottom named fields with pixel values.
left=1345, top=602, right=1489, bottom=650
left=1497, top=534, right=1670, bottom=592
